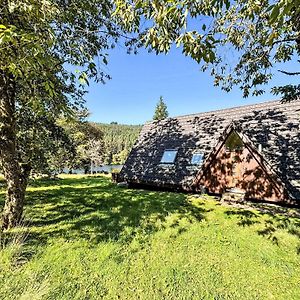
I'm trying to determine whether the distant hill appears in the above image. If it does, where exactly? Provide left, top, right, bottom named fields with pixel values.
left=92, top=122, right=142, bottom=164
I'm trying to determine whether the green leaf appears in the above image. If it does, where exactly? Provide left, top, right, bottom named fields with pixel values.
left=269, top=5, right=280, bottom=24
left=266, top=4, right=275, bottom=12
left=225, top=0, right=230, bottom=10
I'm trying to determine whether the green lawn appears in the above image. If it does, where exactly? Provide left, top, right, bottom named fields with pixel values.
left=0, top=175, right=300, bottom=299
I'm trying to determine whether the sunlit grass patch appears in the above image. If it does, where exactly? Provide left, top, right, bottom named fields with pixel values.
left=0, top=175, right=300, bottom=299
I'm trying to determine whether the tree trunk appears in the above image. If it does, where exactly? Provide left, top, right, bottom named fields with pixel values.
left=0, top=71, right=29, bottom=230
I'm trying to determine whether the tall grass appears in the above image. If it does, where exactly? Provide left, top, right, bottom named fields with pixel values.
left=0, top=222, right=29, bottom=271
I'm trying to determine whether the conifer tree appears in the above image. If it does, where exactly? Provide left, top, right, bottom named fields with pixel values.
left=153, top=96, right=169, bottom=121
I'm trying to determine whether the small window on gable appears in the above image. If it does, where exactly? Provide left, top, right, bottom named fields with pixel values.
left=191, top=153, right=204, bottom=165
left=160, top=150, right=177, bottom=164
left=225, top=131, right=243, bottom=152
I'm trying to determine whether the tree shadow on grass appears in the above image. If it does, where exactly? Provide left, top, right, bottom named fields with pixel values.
left=224, top=203, right=300, bottom=254
left=6, top=176, right=212, bottom=251
left=225, top=210, right=260, bottom=227
left=28, top=175, right=101, bottom=188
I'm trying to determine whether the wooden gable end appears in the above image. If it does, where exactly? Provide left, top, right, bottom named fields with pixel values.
left=194, top=127, right=290, bottom=203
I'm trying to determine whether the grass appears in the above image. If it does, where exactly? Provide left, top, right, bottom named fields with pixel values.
left=0, top=174, right=300, bottom=299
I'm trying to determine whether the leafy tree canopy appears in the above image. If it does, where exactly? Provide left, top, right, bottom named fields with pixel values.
left=0, top=0, right=130, bottom=229
left=1, top=0, right=123, bottom=115
left=17, top=107, right=76, bottom=177
left=114, top=0, right=300, bottom=100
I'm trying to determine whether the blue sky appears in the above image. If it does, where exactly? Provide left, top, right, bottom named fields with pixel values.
left=85, top=45, right=298, bottom=125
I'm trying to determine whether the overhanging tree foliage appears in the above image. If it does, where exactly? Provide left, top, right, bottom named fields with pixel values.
left=114, top=0, right=300, bottom=100
left=0, top=0, right=127, bottom=229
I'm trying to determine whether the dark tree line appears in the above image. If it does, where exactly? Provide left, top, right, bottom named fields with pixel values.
left=1, top=119, right=141, bottom=176
left=93, top=122, right=141, bottom=165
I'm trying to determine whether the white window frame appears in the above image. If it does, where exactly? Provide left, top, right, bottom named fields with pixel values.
left=191, top=152, right=204, bottom=165
left=160, top=149, right=178, bottom=164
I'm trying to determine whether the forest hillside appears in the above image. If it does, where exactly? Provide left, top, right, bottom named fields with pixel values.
left=93, top=122, right=142, bottom=165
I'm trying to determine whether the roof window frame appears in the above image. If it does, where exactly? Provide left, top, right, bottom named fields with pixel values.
left=191, top=152, right=205, bottom=165
left=160, top=149, right=178, bottom=164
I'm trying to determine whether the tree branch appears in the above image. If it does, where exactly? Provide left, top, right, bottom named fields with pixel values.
left=278, top=69, right=300, bottom=76
left=272, top=37, right=299, bottom=46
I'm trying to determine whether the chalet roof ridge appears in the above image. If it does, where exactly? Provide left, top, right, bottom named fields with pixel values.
left=173, top=99, right=282, bottom=119
left=145, top=99, right=284, bottom=125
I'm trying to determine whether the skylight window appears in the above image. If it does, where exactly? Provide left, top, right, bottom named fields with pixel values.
left=160, top=150, right=177, bottom=164
left=191, top=153, right=204, bottom=165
